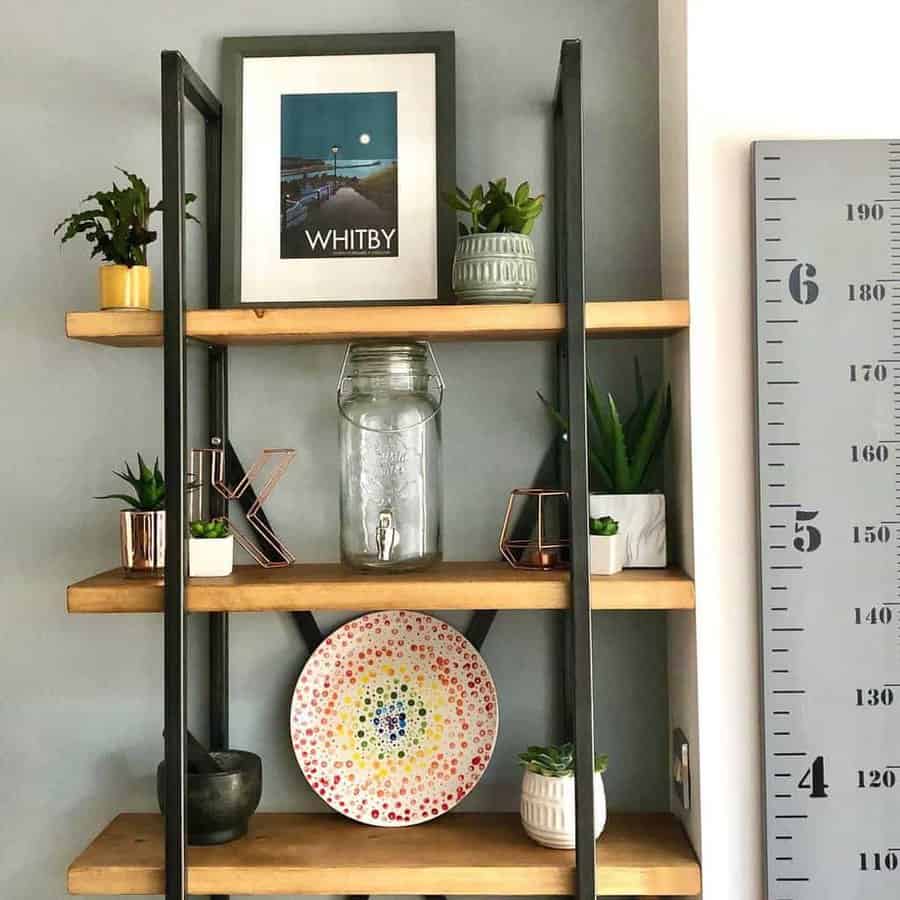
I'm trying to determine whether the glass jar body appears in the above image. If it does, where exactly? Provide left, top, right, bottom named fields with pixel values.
left=338, top=346, right=443, bottom=572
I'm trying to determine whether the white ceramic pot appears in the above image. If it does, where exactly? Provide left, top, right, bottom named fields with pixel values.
left=188, top=534, right=234, bottom=577
left=520, top=770, right=606, bottom=849
left=589, top=534, right=625, bottom=576
left=589, top=494, right=666, bottom=568
left=451, top=232, right=538, bottom=303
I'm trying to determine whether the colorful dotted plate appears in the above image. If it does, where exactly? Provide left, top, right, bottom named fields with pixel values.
left=290, top=610, right=498, bottom=826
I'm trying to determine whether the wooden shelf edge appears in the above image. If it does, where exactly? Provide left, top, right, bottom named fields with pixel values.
left=67, top=812, right=701, bottom=896
left=66, top=562, right=695, bottom=614
left=65, top=299, right=689, bottom=347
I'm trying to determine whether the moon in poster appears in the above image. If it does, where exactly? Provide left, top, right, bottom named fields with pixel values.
left=359, top=132, right=371, bottom=145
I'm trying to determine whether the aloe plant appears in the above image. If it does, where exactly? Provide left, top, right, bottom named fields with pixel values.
left=190, top=519, right=230, bottom=540
left=96, top=453, right=166, bottom=511
left=443, top=178, right=544, bottom=236
left=54, top=168, right=197, bottom=267
left=518, top=742, right=608, bottom=778
left=538, top=358, right=672, bottom=494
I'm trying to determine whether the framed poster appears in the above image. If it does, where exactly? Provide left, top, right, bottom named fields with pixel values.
left=222, top=33, right=455, bottom=306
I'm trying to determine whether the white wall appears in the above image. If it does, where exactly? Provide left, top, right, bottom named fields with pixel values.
left=665, top=1, right=900, bottom=898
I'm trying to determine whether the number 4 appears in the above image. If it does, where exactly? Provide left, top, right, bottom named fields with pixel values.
left=798, top=755, right=828, bottom=798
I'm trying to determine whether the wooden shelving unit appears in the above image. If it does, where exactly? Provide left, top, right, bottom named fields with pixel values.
left=64, top=299, right=689, bottom=347
left=67, top=562, right=695, bottom=613
left=68, top=812, right=701, bottom=896
left=63, top=44, right=700, bottom=900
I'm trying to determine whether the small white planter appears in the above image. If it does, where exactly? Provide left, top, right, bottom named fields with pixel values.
left=590, top=534, right=625, bottom=576
left=589, top=494, right=666, bottom=568
left=520, top=770, right=606, bottom=850
left=188, top=535, right=234, bottom=577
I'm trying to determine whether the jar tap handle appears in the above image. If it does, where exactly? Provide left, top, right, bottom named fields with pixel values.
left=375, top=509, right=399, bottom=562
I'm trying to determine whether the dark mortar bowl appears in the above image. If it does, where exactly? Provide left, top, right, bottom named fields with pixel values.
left=157, top=750, right=262, bottom=845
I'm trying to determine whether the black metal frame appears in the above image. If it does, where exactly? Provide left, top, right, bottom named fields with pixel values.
left=159, top=38, right=591, bottom=900
left=554, top=39, right=596, bottom=900
left=161, top=50, right=224, bottom=900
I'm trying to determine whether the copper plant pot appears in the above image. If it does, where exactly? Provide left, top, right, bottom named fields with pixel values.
left=120, top=509, right=166, bottom=574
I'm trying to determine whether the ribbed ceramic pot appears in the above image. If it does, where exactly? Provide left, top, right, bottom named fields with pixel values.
left=451, top=233, right=538, bottom=303
left=520, top=770, right=606, bottom=849
left=120, top=509, right=165, bottom=575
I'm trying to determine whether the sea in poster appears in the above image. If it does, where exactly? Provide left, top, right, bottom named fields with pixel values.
left=280, top=91, right=398, bottom=259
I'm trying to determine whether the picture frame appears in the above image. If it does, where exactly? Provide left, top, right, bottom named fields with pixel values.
left=221, top=32, right=456, bottom=307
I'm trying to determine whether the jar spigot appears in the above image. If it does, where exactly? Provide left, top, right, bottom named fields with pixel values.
left=375, top=509, right=399, bottom=562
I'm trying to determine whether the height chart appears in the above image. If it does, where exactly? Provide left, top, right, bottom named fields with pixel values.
left=754, top=140, right=900, bottom=899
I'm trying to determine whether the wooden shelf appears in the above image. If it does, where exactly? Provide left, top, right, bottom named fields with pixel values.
left=68, top=812, right=700, bottom=896
left=66, top=561, right=694, bottom=613
left=65, top=299, right=689, bottom=347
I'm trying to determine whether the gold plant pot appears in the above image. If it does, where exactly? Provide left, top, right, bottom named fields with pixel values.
left=120, top=509, right=166, bottom=574
left=99, top=264, right=151, bottom=311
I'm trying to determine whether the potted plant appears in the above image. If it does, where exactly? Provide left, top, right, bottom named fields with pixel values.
left=518, top=743, right=608, bottom=849
left=96, top=454, right=167, bottom=575
left=590, top=516, right=624, bottom=576
left=54, top=168, right=196, bottom=311
left=189, top=518, right=234, bottom=577
left=443, top=178, right=544, bottom=303
left=539, top=359, right=671, bottom=567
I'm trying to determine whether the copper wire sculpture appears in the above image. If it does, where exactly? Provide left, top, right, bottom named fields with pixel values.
left=189, top=446, right=296, bottom=568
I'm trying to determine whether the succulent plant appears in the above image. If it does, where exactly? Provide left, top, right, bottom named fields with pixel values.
left=54, top=168, right=197, bottom=267
left=590, top=516, right=619, bottom=537
left=517, top=743, right=608, bottom=778
left=443, top=178, right=544, bottom=236
left=190, top=519, right=230, bottom=540
left=96, top=453, right=166, bottom=511
left=538, top=358, right=672, bottom=494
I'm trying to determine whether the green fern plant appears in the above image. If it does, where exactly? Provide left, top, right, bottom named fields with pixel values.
left=443, top=178, right=544, bottom=236
left=538, top=359, right=672, bottom=493
left=54, top=168, right=197, bottom=267
left=517, top=742, right=608, bottom=778
left=96, top=453, right=166, bottom=511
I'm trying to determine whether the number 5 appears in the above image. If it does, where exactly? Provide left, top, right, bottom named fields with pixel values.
left=793, top=509, right=821, bottom=552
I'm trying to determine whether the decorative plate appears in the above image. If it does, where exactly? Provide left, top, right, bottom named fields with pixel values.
left=290, top=610, right=498, bottom=826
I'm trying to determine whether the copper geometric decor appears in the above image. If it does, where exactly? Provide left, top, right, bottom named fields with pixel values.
left=189, top=445, right=296, bottom=568
left=499, top=488, right=569, bottom=571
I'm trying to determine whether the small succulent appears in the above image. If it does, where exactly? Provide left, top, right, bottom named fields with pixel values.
left=54, top=168, right=197, bottom=267
left=538, top=358, right=672, bottom=494
left=96, top=453, right=166, bottom=511
left=590, top=516, right=619, bottom=537
left=518, top=743, right=608, bottom=778
left=190, top=519, right=230, bottom=540
left=443, top=178, right=544, bottom=236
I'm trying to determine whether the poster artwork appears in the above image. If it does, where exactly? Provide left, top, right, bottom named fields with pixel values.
left=280, top=91, right=399, bottom=259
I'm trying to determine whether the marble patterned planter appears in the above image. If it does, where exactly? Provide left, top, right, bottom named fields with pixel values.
left=589, top=494, right=666, bottom=568
left=451, top=233, right=538, bottom=303
left=520, top=770, right=607, bottom=849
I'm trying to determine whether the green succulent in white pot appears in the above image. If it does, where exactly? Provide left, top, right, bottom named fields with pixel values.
left=443, top=179, right=544, bottom=303
left=539, top=358, right=672, bottom=568
left=518, top=743, right=608, bottom=849
left=188, top=518, right=234, bottom=578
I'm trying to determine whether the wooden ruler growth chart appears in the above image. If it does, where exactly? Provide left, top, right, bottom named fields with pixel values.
left=755, top=140, right=900, bottom=899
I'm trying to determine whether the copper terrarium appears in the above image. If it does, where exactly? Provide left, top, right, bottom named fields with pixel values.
left=499, top=488, right=570, bottom=570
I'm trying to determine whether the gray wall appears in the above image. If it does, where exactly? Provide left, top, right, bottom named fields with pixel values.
left=0, top=1, right=665, bottom=897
